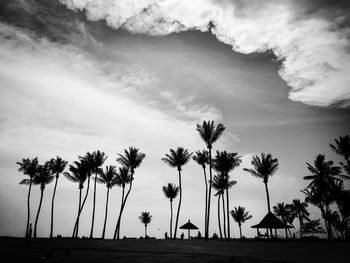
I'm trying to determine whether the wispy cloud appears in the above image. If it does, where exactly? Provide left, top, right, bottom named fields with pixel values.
left=59, top=0, right=350, bottom=107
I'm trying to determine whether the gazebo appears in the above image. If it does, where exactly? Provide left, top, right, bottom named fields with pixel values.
left=179, top=220, right=198, bottom=239
left=251, top=212, right=293, bottom=238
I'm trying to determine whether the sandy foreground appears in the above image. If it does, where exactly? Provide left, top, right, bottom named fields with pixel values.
left=0, top=237, right=349, bottom=263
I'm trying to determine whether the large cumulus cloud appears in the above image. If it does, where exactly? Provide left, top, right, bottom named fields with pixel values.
left=59, top=0, right=350, bottom=107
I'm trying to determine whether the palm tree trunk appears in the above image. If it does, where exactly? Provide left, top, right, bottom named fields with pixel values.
left=226, top=186, right=230, bottom=240
left=73, top=176, right=91, bottom=238
left=285, top=228, right=288, bottom=238
left=174, top=169, right=182, bottom=239
left=75, top=188, right=82, bottom=238
left=113, top=186, right=125, bottom=239
left=170, top=200, right=173, bottom=239
left=202, top=166, right=208, bottom=239
left=325, top=204, right=333, bottom=240
left=90, top=171, right=98, bottom=239
left=264, top=182, right=271, bottom=213
left=34, top=188, right=44, bottom=238
left=320, top=205, right=331, bottom=240
left=102, top=187, right=110, bottom=239
left=116, top=176, right=134, bottom=240
left=222, top=193, right=227, bottom=239
left=50, top=175, right=59, bottom=239
left=299, top=217, right=303, bottom=238
left=26, top=178, right=33, bottom=238
left=145, top=224, right=147, bottom=238
left=206, top=147, right=213, bottom=240
left=217, top=195, right=222, bottom=240
left=239, top=223, right=242, bottom=239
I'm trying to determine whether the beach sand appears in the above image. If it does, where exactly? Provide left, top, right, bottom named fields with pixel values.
left=0, top=237, right=349, bottom=263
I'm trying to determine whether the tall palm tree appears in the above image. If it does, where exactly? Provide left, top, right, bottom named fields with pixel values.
left=162, top=147, right=192, bottom=239
left=114, top=147, right=145, bottom=240
left=90, top=150, right=107, bottom=239
left=48, top=156, right=67, bottom=238
left=32, top=161, right=54, bottom=238
left=212, top=174, right=226, bottom=240
left=17, top=157, right=39, bottom=238
left=64, top=160, right=88, bottom=238
left=330, top=135, right=350, bottom=162
left=113, top=167, right=132, bottom=239
left=192, top=150, right=209, bottom=238
left=139, top=212, right=152, bottom=238
left=230, top=206, right=252, bottom=239
left=244, top=153, right=279, bottom=213
left=162, top=183, right=179, bottom=239
left=95, top=165, right=118, bottom=239
left=213, top=151, right=241, bottom=239
left=196, top=120, right=225, bottom=239
left=273, top=202, right=293, bottom=238
left=289, top=199, right=310, bottom=237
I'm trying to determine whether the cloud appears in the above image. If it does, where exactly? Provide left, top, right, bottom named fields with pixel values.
left=59, top=0, right=350, bottom=107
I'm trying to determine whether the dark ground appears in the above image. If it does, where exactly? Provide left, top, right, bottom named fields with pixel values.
left=0, top=237, right=349, bottom=263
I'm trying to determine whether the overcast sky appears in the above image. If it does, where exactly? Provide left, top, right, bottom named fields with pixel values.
left=0, top=0, right=350, bottom=239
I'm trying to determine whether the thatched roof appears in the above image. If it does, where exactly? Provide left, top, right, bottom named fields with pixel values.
left=251, top=212, right=293, bottom=229
left=179, top=220, right=198, bottom=230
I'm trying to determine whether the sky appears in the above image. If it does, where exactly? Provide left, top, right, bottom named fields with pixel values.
left=0, top=0, right=349, bottom=239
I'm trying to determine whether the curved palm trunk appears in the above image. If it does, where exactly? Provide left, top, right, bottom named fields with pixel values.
left=202, top=166, right=208, bottom=239
left=217, top=195, right=222, bottom=240
left=206, top=147, right=213, bottom=240
left=116, top=176, right=134, bottom=240
left=90, top=171, right=98, bottom=239
left=222, top=193, right=227, bottom=239
left=113, top=185, right=125, bottom=239
left=102, top=187, right=110, bottom=239
left=75, top=188, right=82, bottom=238
left=170, top=200, right=173, bottom=239
left=34, top=188, right=44, bottom=238
left=238, top=223, right=242, bottom=239
left=50, top=175, right=59, bottom=238
left=264, top=182, right=273, bottom=237
left=73, top=176, right=91, bottom=238
left=174, top=169, right=182, bottom=239
left=226, top=186, right=230, bottom=240
left=26, top=178, right=33, bottom=238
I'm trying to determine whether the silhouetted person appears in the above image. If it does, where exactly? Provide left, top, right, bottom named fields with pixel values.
left=197, top=231, right=202, bottom=239
left=180, top=232, right=184, bottom=240
left=165, top=232, right=168, bottom=240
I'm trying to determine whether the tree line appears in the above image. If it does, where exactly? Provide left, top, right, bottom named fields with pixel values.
left=17, top=120, right=350, bottom=240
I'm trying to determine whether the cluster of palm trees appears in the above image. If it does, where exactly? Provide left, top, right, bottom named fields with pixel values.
left=300, top=135, right=350, bottom=240
left=17, top=147, right=145, bottom=239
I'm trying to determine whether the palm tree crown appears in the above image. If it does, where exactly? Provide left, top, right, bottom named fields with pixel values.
left=243, top=153, right=279, bottom=183
left=63, top=161, right=88, bottom=189
left=290, top=199, right=309, bottom=222
left=117, top=147, right=145, bottom=174
left=17, top=157, right=39, bottom=180
left=115, top=167, right=132, bottom=187
left=49, top=156, right=68, bottom=178
left=161, top=147, right=192, bottom=171
left=33, top=162, right=54, bottom=190
left=162, top=183, right=179, bottom=201
left=230, top=206, right=252, bottom=225
left=196, top=120, right=225, bottom=149
left=96, top=165, right=118, bottom=188
left=192, top=150, right=209, bottom=168
left=213, top=151, right=242, bottom=174
left=273, top=202, right=293, bottom=225
left=139, top=212, right=152, bottom=225
left=330, top=135, right=350, bottom=161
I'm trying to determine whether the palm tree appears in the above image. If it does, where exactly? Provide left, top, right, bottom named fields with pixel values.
left=48, top=156, right=67, bottom=238
left=303, top=154, right=346, bottom=239
left=64, top=161, right=88, bottom=238
left=32, top=161, right=54, bottom=238
left=330, top=135, right=350, bottom=162
left=212, top=174, right=226, bottom=240
left=17, top=157, right=39, bottom=238
left=213, top=151, right=241, bottom=239
left=114, top=147, right=145, bottom=240
left=230, top=206, right=252, bottom=239
left=289, top=199, right=310, bottom=237
left=196, top=120, right=225, bottom=239
left=139, top=212, right=152, bottom=238
left=113, top=167, right=132, bottom=240
left=162, top=147, right=192, bottom=239
left=90, top=150, right=107, bottom=239
left=192, top=150, right=209, bottom=238
left=95, top=165, right=118, bottom=239
left=244, top=153, right=279, bottom=213
left=162, top=183, right=179, bottom=239
left=273, top=202, right=293, bottom=238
